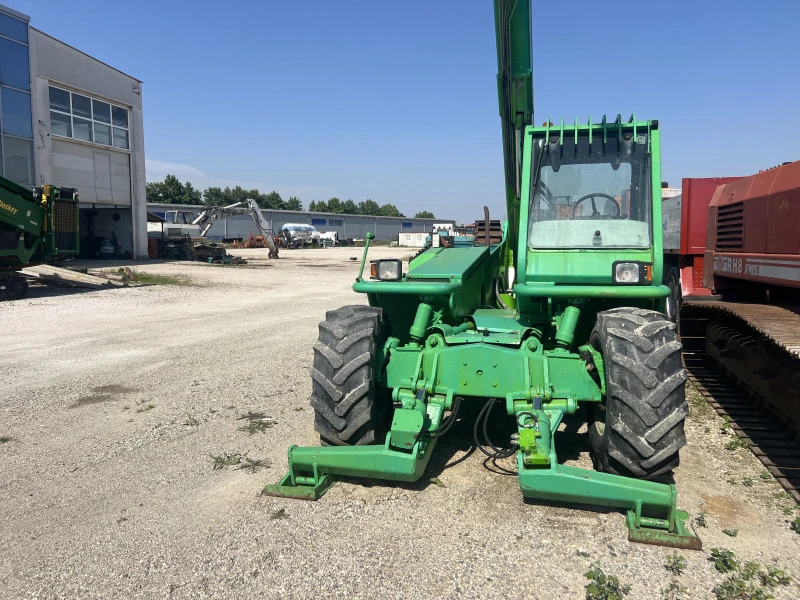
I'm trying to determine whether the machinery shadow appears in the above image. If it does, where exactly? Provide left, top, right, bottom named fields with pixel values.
left=4, top=284, right=98, bottom=301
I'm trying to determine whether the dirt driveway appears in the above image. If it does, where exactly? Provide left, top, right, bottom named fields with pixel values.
left=1, top=247, right=798, bottom=599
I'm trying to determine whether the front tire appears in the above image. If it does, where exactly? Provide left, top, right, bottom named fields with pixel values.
left=311, top=305, right=390, bottom=445
left=589, top=307, right=688, bottom=479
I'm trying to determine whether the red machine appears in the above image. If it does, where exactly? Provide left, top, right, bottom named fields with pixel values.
left=704, top=160, right=800, bottom=295
left=661, top=177, right=740, bottom=319
left=663, top=161, right=800, bottom=445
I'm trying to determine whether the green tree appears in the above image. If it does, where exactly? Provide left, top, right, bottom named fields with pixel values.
left=378, top=203, right=404, bottom=217
left=182, top=181, right=202, bottom=205
left=308, top=200, right=317, bottom=212
left=203, top=186, right=227, bottom=206
left=326, top=197, right=343, bottom=213
left=286, top=196, right=303, bottom=211
left=313, top=200, right=328, bottom=212
left=146, top=180, right=167, bottom=204
left=161, top=174, right=187, bottom=204
left=414, top=210, right=435, bottom=219
left=358, top=199, right=381, bottom=215
left=262, top=190, right=284, bottom=209
left=341, top=199, right=358, bottom=214
left=248, top=189, right=263, bottom=206
left=146, top=174, right=197, bottom=204
left=229, top=186, right=249, bottom=204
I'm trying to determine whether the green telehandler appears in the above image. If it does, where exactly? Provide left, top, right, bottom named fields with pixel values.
left=0, top=174, right=79, bottom=299
left=266, top=0, right=700, bottom=550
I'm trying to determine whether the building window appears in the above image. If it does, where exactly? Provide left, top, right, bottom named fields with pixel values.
left=48, top=85, right=130, bottom=150
left=0, top=12, right=28, bottom=43
left=328, top=219, right=343, bottom=226
left=3, top=136, right=33, bottom=185
left=0, top=10, right=33, bottom=186
left=0, top=37, right=29, bottom=90
left=1, top=87, right=32, bottom=138
left=311, top=218, right=326, bottom=226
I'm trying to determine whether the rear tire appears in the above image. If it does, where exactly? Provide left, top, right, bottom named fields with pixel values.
left=665, top=267, right=682, bottom=324
left=311, top=305, right=390, bottom=445
left=4, top=276, right=28, bottom=300
left=589, top=307, right=688, bottom=479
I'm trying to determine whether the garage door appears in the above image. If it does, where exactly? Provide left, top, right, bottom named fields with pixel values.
left=52, top=139, right=131, bottom=205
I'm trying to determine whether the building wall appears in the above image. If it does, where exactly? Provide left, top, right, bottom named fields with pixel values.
left=147, top=203, right=454, bottom=242
left=28, top=27, right=147, bottom=259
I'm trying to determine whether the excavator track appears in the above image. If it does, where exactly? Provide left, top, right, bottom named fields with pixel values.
left=690, top=302, right=800, bottom=358
left=680, top=302, right=800, bottom=503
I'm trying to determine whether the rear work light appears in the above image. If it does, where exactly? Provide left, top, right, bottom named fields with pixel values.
left=613, top=261, right=653, bottom=285
left=370, top=259, right=402, bottom=281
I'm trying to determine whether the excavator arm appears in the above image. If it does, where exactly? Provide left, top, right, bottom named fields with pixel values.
left=493, top=0, right=533, bottom=252
left=192, top=200, right=280, bottom=258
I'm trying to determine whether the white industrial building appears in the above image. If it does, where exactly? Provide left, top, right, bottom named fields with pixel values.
left=0, top=4, right=147, bottom=259
left=147, top=203, right=454, bottom=244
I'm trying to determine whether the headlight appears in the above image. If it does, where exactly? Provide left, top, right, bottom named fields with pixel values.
left=614, top=262, right=641, bottom=284
left=370, top=259, right=402, bottom=281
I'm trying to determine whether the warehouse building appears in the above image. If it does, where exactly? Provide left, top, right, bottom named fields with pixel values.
left=0, top=5, right=147, bottom=259
left=147, top=203, right=454, bottom=243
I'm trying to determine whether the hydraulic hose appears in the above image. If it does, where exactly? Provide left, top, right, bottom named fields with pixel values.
left=474, top=398, right=518, bottom=459
left=426, top=396, right=462, bottom=438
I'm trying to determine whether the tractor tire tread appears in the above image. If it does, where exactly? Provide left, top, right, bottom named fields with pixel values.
left=591, top=307, right=688, bottom=479
left=311, top=305, right=388, bottom=446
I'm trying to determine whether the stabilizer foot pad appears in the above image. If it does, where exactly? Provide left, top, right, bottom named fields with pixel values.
left=262, top=474, right=334, bottom=501
left=627, top=510, right=702, bottom=550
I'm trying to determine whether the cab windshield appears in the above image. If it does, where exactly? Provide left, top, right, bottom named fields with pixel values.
left=528, top=134, right=651, bottom=249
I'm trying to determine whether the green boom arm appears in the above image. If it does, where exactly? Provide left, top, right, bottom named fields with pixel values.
left=493, top=0, right=533, bottom=249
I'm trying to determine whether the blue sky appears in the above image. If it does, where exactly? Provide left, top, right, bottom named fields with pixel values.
left=14, top=0, right=800, bottom=221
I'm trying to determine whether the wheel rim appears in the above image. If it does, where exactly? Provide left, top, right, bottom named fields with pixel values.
left=666, top=289, right=676, bottom=320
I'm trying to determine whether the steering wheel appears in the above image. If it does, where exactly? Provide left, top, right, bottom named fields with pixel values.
left=571, top=193, right=620, bottom=219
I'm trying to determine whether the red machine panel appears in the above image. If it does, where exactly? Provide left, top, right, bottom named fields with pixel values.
left=704, top=160, right=800, bottom=291
left=680, top=177, right=741, bottom=255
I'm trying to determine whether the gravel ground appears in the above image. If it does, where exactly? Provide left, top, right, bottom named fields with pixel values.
left=1, top=246, right=798, bottom=599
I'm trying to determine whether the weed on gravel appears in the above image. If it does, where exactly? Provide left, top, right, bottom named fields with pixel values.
left=182, top=415, right=200, bottom=427
left=710, top=548, right=739, bottom=573
left=722, top=528, right=739, bottom=537
left=660, top=580, right=687, bottom=600
left=0, top=436, right=13, bottom=444
left=665, top=553, right=687, bottom=575
left=270, top=508, right=288, bottom=520
left=210, top=452, right=269, bottom=472
left=584, top=564, right=630, bottom=599
left=238, top=456, right=269, bottom=473
left=711, top=558, right=792, bottom=600
left=724, top=435, right=750, bottom=451
left=696, top=511, right=708, bottom=527
left=236, top=411, right=277, bottom=434
left=686, top=385, right=713, bottom=418
left=758, top=566, right=792, bottom=587
left=136, top=403, right=155, bottom=413
left=237, top=410, right=267, bottom=421
left=238, top=420, right=276, bottom=434
left=791, top=517, right=800, bottom=534
left=211, top=452, right=242, bottom=470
